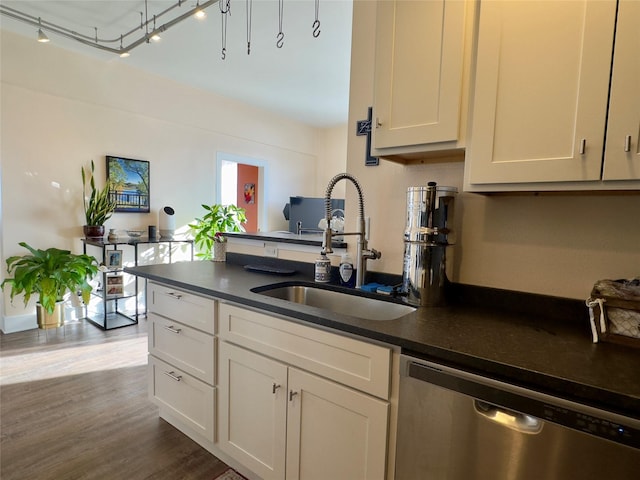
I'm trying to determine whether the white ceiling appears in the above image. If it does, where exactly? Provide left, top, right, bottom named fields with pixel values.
left=0, top=0, right=353, bottom=127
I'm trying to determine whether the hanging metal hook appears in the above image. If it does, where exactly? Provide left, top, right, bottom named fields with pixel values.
left=220, top=0, right=229, bottom=59
left=276, top=0, right=284, bottom=48
left=246, top=0, right=252, bottom=54
left=312, top=0, right=320, bottom=37
left=219, top=0, right=231, bottom=15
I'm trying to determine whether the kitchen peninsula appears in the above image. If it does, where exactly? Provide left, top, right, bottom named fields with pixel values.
left=224, top=231, right=346, bottom=248
left=129, top=257, right=639, bottom=479
left=223, top=231, right=348, bottom=271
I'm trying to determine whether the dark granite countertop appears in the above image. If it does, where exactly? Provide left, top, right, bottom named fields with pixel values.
left=126, top=259, right=640, bottom=420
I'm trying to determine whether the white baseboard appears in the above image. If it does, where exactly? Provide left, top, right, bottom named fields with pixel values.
left=1, top=313, right=37, bottom=333
left=1, top=305, right=85, bottom=334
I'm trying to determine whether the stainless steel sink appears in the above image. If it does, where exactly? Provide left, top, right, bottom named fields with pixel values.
left=252, top=283, right=416, bottom=321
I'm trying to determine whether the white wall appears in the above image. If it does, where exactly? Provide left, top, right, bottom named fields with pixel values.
left=316, top=126, right=349, bottom=199
left=346, top=0, right=640, bottom=300
left=0, top=30, right=346, bottom=330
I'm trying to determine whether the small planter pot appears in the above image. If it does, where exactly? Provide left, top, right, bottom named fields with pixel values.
left=212, top=242, right=227, bottom=262
left=84, top=225, right=105, bottom=239
left=36, top=302, right=65, bottom=329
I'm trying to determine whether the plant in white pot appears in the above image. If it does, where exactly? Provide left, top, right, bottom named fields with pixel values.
left=81, top=160, right=117, bottom=238
left=189, top=204, right=247, bottom=261
left=2, top=242, right=99, bottom=329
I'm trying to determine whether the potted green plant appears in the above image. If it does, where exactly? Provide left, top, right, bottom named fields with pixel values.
left=189, top=204, right=247, bottom=261
left=81, top=160, right=117, bottom=238
left=2, top=242, right=99, bottom=329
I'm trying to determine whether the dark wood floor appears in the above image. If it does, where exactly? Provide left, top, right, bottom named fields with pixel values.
left=0, top=319, right=229, bottom=480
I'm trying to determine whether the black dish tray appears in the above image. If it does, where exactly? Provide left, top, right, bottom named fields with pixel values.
left=244, top=264, right=297, bottom=276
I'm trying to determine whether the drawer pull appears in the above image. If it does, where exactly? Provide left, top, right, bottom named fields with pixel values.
left=164, top=371, right=182, bottom=382
left=289, top=390, right=298, bottom=401
left=164, top=325, right=182, bottom=334
left=272, top=383, right=281, bottom=394
left=167, top=292, right=183, bottom=300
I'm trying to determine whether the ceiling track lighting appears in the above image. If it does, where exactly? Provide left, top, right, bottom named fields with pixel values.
left=1, top=0, right=218, bottom=56
left=37, top=17, right=49, bottom=43
left=3, top=0, right=324, bottom=60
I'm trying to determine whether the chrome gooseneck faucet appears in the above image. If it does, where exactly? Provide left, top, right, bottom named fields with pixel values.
left=322, top=173, right=381, bottom=288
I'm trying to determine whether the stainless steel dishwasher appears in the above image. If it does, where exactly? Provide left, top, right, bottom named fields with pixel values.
left=395, top=354, right=640, bottom=480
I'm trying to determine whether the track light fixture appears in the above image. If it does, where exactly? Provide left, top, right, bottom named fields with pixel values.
left=37, top=28, right=49, bottom=43
left=1, top=0, right=217, bottom=56
left=119, top=35, right=130, bottom=57
left=36, top=17, right=49, bottom=43
left=194, top=1, right=207, bottom=19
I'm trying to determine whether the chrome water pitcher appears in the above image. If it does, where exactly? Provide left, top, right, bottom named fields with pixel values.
left=402, top=182, right=457, bottom=307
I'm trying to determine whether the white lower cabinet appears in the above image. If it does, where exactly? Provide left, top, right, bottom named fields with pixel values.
left=218, top=342, right=288, bottom=480
left=218, top=303, right=392, bottom=480
left=219, top=341, right=389, bottom=480
left=149, top=355, right=216, bottom=443
left=285, top=368, right=389, bottom=480
left=149, top=312, right=215, bottom=384
left=146, top=282, right=217, bottom=445
left=146, top=288, right=394, bottom=480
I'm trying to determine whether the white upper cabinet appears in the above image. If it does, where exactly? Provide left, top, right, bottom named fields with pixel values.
left=465, top=0, right=640, bottom=191
left=372, top=0, right=471, bottom=159
left=603, top=0, right=640, bottom=181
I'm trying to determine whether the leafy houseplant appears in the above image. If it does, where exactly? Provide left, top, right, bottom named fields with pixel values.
left=189, top=204, right=247, bottom=260
left=81, top=160, right=117, bottom=238
left=2, top=242, right=99, bottom=328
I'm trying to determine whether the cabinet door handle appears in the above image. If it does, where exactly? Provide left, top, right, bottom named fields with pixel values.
left=164, top=371, right=182, bottom=382
left=289, top=390, right=298, bottom=401
left=164, top=325, right=182, bottom=334
left=272, top=383, right=281, bottom=394
left=167, top=292, right=183, bottom=300
left=624, top=135, right=632, bottom=153
left=579, top=138, right=586, bottom=155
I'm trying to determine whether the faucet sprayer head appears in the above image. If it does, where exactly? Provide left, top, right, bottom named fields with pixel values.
left=324, top=173, right=366, bottom=227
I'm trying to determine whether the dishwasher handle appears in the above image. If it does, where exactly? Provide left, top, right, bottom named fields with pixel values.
left=475, top=400, right=543, bottom=434
left=405, top=358, right=544, bottom=434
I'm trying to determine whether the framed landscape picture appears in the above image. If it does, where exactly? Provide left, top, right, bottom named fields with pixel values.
left=106, top=156, right=150, bottom=213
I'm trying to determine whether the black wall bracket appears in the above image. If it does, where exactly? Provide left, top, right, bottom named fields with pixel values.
left=356, top=107, right=379, bottom=166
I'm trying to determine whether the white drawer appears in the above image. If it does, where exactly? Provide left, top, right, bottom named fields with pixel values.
left=218, top=303, right=392, bottom=400
left=149, top=282, right=216, bottom=334
left=148, top=356, right=215, bottom=443
left=148, top=313, right=216, bottom=385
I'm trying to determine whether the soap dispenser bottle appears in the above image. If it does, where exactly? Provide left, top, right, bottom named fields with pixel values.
left=339, top=253, right=355, bottom=288
left=314, top=252, right=331, bottom=283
